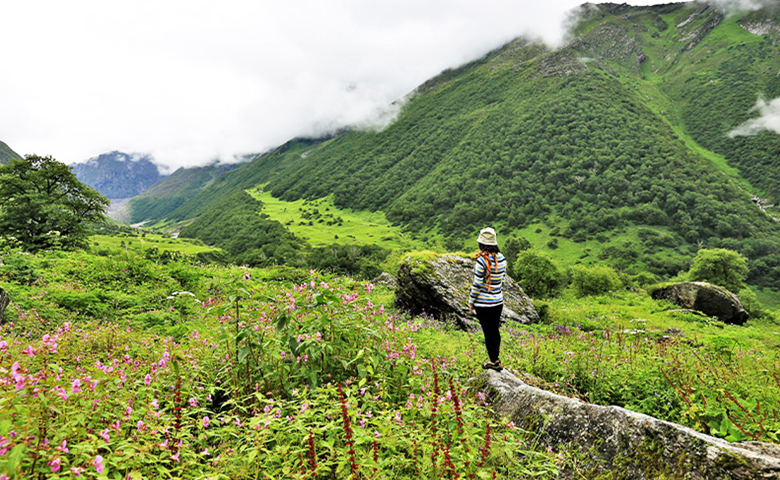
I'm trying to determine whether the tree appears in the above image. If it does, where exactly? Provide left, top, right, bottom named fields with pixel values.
left=687, top=248, right=748, bottom=293
left=569, top=265, right=622, bottom=297
left=0, top=155, right=108, bottom=251
left=503, top=236, right=532, bottom=277
left=512, top=250, right=563, bottom=298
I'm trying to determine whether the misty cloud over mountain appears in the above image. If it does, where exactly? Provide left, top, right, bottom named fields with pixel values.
left=0, top=0, right=665, bottom=171
left=728, top=95, right=780, bottom=137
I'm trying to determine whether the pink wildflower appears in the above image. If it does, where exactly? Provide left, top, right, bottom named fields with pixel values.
left=22, top=345, right=35, bottom=356
left=92, top=455, right=104, bottom=473
left=189, top=397, right=197, bottom=407
left=48, top=457, right=61, bottom=473
left=144, top=374, right=151, bottom=386
left=71, top=466, right=85, bottom=477
left=171, top=451, right=181, bottom=463
left=71, top=379, right=82, bottom=394
left=56, top=440, right=69, bottom=453
left=202, top=416, right=210, bottom=428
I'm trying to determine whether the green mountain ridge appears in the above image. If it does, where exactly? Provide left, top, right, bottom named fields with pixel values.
left=0, top=140, right=22, bottom=165
left=135, top=1, right=780, bottom=290
left=128, top=161, right=242, bottom=224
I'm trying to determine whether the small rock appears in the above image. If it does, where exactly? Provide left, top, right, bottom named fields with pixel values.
left=372, top=272, right=397, bottom=290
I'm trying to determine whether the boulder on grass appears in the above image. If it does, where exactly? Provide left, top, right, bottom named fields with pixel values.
left=472, top=369, right=780, bottom=479
left=651, top=282, right=749, bottom=325
left=395, top=252, right=538, bottom=330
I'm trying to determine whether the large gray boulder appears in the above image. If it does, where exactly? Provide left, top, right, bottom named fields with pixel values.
left=0, top=288, right=9, bottom=322
left=395, top=253, right=538, bottom=330
left=651, top=282, right=749, bottom=325
left=472, top=369, right=780, bottom=479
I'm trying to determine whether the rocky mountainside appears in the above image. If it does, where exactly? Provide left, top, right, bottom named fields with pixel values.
left=0, top=140, right=22, bottom=165
left=70, top=151, right=164, bottom=200
left=133, top=1, right=780, bottom=290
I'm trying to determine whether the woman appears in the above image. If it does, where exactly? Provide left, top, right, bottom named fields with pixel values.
left=468, top=227, right=507, bottom=371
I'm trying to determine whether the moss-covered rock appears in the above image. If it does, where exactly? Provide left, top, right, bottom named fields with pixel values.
left=472, top=369, right=780, bottom=479
left=395, top=253, right=538, bottom=330
left=650, top=282, right=749, bottom=325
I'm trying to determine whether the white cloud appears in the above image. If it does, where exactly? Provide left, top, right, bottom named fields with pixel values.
left=0, top=0, right=663, bottom=171
left=729, top=95, right=780, bottom=137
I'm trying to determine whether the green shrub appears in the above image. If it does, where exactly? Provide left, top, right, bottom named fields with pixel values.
left=737, top=287, right=766, bottom=319
left=0, top=253, right=41, bottom=285
left=569, top=264, right=622, bottom=297
left=513, top=250, right=564, bottom=298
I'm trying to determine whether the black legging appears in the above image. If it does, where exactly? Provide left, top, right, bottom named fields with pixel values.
left=475, top=304, right=503, bottom=363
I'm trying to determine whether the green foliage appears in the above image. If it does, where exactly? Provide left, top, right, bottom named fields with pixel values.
left=569, top=264, right=622, bottom=297
left=512, top=250, right=564, bottom=298
left=128, top=162, right=239, bottom=224
left=688, top=248, right=748, bottom=293
left=0, top=248, right=561, bottom=479
left=179, top=191, right=306, bottom=268
left=307, top=243, right=390, bottom=279
left=737, top=287, right=766, bottom=319
left=0, top=155, right=108, bottom=251
left=503, top=236, right=532, bottom=277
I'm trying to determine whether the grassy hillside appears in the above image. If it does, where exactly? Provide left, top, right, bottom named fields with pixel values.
left=0, top=140, right=22, bottom=164
left=247, top=189, right=425, bottom=251
left=132, top=2, right=780, bottom=292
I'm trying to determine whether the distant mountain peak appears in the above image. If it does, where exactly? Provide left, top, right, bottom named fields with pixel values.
left=70, top=151, right=165, bottom=200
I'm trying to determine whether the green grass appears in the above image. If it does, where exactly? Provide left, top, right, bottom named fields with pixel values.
left=90, top=233, right=218, bottom=255
left=546, top=289, right=779, bottom=348
left=248, top=188, right=426, bottom=251
left=757, top=287, right=780, bottom=310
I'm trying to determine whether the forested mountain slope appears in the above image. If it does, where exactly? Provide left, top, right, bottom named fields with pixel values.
left=146, top=1, right=780, bottom=289
left=0, top=140, right=22, bottom=165
left=128, top=162, right=241, bottom=224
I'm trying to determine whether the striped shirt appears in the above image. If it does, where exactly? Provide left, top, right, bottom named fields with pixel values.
left=468, top=252, right=507, bottom=308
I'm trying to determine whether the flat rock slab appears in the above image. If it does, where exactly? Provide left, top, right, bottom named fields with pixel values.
left=471, top=369, right=780, bottom=479
left=395, top=253, right=538, bottom=330
left=651, top=282, right=749, bottom=325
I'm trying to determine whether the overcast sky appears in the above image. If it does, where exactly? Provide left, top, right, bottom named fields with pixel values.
left=0, top=0, right=697, bottom=172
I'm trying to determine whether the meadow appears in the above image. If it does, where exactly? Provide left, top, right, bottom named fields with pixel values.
left=0, top=239, right=778, bottom=479
left=246, top=189, right=425, bottom=252
left=0, top=246, right=560, bottom=479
